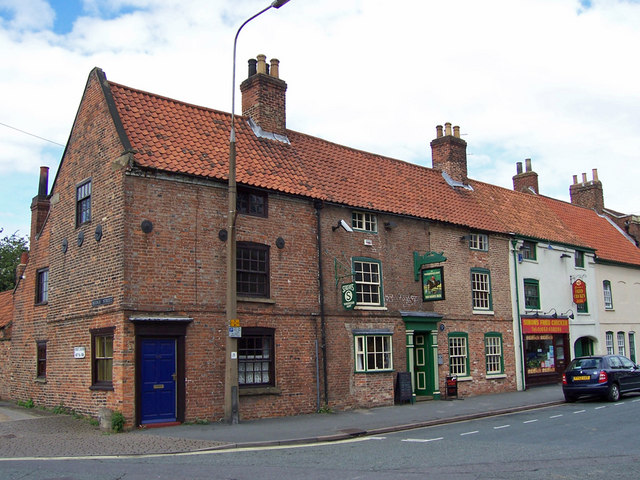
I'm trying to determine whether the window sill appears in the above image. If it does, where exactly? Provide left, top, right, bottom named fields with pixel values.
left=237, top=296, right=276, bottom=304
left=472, top=310, right=494, bottom=316
left=486, top=373, right=506, bottom=380
left=34, top=377, right=46, bottom=383
left=354, top=305, right=388, bottom=311
left=453, top=375, right=472, bottom=382
left=354, top=369, right=394, bottom=374
left=239, top=386, right=281, bottom=396
left=89, top=384, right=114, bottom=391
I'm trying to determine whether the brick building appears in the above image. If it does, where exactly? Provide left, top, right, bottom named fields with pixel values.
left=3, top=56, right=639, bottom=427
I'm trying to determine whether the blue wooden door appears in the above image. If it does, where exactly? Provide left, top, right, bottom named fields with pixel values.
left=141, top=338, right=177, bottom=424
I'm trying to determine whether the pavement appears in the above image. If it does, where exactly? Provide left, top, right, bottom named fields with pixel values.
left=0, top=385, right=564, bottom=458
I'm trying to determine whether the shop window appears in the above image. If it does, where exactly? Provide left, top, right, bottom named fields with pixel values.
left=471, top=268, right=492, bottom=311
left=91, top=328, right=114, bottom=389
left=352, top=211, right=377, bottom=233
left=353, top=258, right=383, bottom=307
left=629, top=333, right=636, bottom=363
left=448, top=333, right=469, bottom=377
left=354, top=333, right=393, bottom=372
left=524, top=334, right=556, bottom=374
left=603, top=281, right=613, bottom=310
left=76, top=179, right=92, bottom=227
left=36, top=341, right=47, bottom=379
left=523, top=279, right=540, bottom=310
left=238, top=328, right=275, bottom=387
left=606, top=331, right=614, bottom=355
left=237, top=188, right=267, bottom=217
left=236, top=242, right=270, bottom=298
left=485, top=332, right=503, bottom=375
left=521, top=241, right=537, bottom=261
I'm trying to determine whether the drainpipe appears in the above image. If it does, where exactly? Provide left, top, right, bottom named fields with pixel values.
left=511, top=238, right=526, bottom=391
left=314, top=200, right=329, bottom=407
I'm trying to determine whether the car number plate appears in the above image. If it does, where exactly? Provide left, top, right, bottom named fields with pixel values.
left=573, top=375, right=591, bottom=381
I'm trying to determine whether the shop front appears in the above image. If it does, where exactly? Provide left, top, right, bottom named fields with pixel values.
left=521, top=315, right=570, bottom=386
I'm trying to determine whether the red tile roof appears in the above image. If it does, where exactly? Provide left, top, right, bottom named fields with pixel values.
left=107, top=80, right=640, bottom=267
left=0, top=290, right=13, bottom=329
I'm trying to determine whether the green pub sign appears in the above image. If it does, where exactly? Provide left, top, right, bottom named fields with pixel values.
left=422, top=266, right=445, bottom=301
left=341, top=282, right=356, bottom=310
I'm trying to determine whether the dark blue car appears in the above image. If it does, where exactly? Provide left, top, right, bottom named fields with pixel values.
left=562, top=355, right=640, bottom=402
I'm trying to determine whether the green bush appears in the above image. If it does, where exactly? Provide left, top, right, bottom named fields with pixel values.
left=111, top=411, right=125, bottom=433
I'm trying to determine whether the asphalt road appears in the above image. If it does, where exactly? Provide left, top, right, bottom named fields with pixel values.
left=2, top=396, right=639, bottom=480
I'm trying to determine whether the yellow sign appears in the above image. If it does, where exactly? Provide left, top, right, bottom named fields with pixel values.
left=230, top=319, right=240, bottom=327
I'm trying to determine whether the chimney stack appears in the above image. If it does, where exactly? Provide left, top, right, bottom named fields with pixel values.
left=430, top=122, right=468, bottom=182
left=240, top=54, right=288, bottom=136
left=570, top=168, right=604, bottom=213
left=512, top=158, right=539, bottom=194
left=30, top=166, right=50, bottom=239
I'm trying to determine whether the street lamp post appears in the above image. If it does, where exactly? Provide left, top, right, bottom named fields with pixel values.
left=224, top=0, right=290, bottom=425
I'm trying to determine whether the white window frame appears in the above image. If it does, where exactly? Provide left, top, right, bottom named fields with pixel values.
left=603, top=281, right=613, bottom=310
left=471, top=269, right=492, bottom=311
left=352, top=211, right=377, bottom=233
left=469, top=233, right=488, bottom=251
left=354, top=334, right=393, bottom=372
left=606, top=331, right=614, bottom=355
left=353, top=259, right=383, bottom=307
left=617, top=332, right=626, bottom=356
left=485, top=333, right=503, bottom=375
left=449, top=334, right=468, bottom=376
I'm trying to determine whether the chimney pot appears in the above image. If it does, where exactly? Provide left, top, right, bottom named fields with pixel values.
left=453, top=125, right=460, bottom=138
left=248, top=58, right=257, bottom=77
left=256, top=54, right=267, bottom=74
left=445, top=122, right=452, bottom=136
left=516, top=162, right=523, bottom=175
left=38, top=166, right=49, bottom=197
left=582, top=172, right=588, bottom=184
left=270, top=58, right=280, bottom=79
left=573, top=174, right=578, bottom=185
left=436, top=125, right=443, bottom=138
left=592, top=168, right=599, bottom=182
left=525, top=158, right=532, bottom=172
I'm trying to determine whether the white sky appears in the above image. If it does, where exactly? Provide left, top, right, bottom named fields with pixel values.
left=1, top=0, right=639, bottom=240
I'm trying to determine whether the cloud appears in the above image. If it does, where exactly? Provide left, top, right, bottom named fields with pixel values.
left=1, top=0, right=640, bottom=239
left=0, top=0, right=55, bottom=31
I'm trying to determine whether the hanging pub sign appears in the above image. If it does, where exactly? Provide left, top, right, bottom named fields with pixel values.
left=341, top=282, right=356, bottom=310
left=422, top=266, right=445, bottom=301
left=572, top=279, right=587, bottom=304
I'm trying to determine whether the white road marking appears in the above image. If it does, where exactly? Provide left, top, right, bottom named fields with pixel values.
left=493, top=424, right=510, bottom=430
left=550, top=414, right=563, bottom=418
left=573, top=410, right=586, bottom=414
left=460, top=431, right=478, bottom=436
left=402, top=437, right=444, bottom=443
left=595, top=406, right=606, bottom=410
left=523, top=419, right=538, bottom=424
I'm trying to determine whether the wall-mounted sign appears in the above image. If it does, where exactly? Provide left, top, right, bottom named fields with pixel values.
left=91, top=296, right=114, bottom=308
left=341, top=282, right=356, bottom=310
left=229, top=327, right=242, bottom=338
left=572, top=279, right=587, bottom=304
left=422, top=267, right=445, bottom=301
left=522, top=317, right=569, bottom=334
left=74, top=347, right=86, bottom=359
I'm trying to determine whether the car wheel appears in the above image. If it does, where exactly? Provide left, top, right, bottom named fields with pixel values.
left=564, top=394, right=577, bottom=403
left=607, top=383, right=621, bottom=402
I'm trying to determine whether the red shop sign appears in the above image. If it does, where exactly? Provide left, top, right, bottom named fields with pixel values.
left=572, top=279, right=587, bottom=304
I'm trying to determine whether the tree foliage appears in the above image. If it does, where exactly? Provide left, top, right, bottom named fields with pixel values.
left=0, top=228, right=29, bottom=292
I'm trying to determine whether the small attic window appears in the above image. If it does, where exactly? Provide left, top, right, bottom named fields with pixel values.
left=237, top=188, right=267, bottom=217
